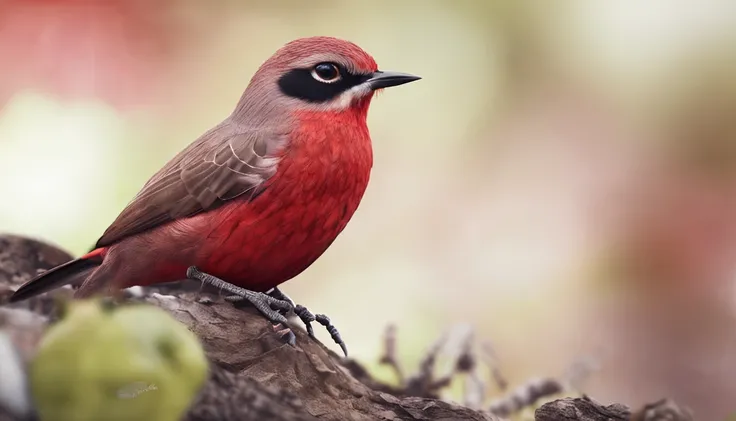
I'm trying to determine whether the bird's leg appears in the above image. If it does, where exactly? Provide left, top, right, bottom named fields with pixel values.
left=267, top=287, right=348, bottom=357
left=315, top=314, right=347, bottom=357
left=186, top=267, right=296, bottom=346
left=268, top=287, right=313, bottom=333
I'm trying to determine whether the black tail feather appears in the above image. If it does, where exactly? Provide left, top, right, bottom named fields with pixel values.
left=9, top=257, right=101, bottom=302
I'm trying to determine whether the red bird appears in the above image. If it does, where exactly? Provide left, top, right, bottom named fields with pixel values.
left=10, top=36, right=419, bottom=353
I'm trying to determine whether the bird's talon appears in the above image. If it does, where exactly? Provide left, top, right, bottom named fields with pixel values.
left=315, top=313, right=348, bottom=357
left=185, top=266, right=200, bottom=279
left=269, top=298, right=293, bottom=313
left=269, top=288, right=296, bottom=308
left=294, top=304, right=317, bottom=337
left=295, top=304, right=316, bottom=322
left=190, top=276, right=346, bottom=354
left=270, top=290, right=348, bottom=355
left=187, top=269, right=297, bottom=344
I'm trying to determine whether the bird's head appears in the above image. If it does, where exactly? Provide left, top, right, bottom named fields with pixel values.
left=234, top=36, right=420, bottom=121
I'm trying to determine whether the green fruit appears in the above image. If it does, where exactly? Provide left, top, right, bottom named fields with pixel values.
left=30, top=299, right=208, bottom=421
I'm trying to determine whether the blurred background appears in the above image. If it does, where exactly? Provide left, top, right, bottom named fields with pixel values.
left=1, top=0, right=735, bottom=419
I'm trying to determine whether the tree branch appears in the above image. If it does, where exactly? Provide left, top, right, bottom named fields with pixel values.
left=0, top=234, right=694, bottom=421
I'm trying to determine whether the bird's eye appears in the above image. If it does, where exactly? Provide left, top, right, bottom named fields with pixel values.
left=311, top=63, right=341, bottom=83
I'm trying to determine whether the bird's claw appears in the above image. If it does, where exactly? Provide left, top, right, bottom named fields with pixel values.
left=223, top=294, right=291, bottom=326
left=186, top=268, right=347, bottom=355
left=294, top=304, right=316, bottom=338
left=187, top=266, right=295, bottom=337
left=269, top=287, right=348, bottom=357
left=315, top=313, right=347, bottom=357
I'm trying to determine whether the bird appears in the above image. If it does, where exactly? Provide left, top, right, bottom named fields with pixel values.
left=9, top=36, right=420, bottom=354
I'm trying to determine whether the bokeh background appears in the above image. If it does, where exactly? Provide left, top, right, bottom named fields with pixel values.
left=1, top=0, right=736, bottom=419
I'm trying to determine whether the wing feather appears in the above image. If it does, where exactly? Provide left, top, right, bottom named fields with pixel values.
left=94, top=125, right=286, bottom=248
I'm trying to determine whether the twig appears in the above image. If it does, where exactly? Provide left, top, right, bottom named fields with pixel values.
left=378, top=324, right=404, bottom=384
left=629, top=398, right=694, bottom=421
left=488, top=378, right=564, bottom=417
left=480, top=341, right=508, bottom=392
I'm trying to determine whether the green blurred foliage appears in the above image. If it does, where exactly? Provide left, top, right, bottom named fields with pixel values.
left=30, top=300, right=207, bottom=421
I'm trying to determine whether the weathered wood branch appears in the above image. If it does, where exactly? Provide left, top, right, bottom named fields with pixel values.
left=535, top=396, right=694, bottom=421
left=0, top=234, right=694, bottom=421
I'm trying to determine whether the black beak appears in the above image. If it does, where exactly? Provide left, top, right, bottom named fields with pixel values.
left=366, top=70, right=421, bottom=90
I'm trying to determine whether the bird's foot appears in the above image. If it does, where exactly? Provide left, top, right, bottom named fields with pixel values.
left=268, top=287, right=348, bottom=357
left=186, top=266, right=296, bottom=347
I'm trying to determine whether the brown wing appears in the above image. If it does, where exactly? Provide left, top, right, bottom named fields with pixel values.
left=95, top=124, right=286, bottom=248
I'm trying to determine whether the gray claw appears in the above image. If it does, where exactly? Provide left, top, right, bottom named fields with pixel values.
left=266, top=287, right=348, bottom=357
left=294, top=304, right=317, bottom=338
left=187, top=266, right=295, bottom=339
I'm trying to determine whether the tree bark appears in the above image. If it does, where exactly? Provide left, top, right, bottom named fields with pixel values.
left=0, top=234, right=694, bottom=421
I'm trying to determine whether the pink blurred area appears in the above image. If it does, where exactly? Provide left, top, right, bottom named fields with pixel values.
left=0, top=0, right=179, bottom=109
left=1, top=1, right=736, bottom=420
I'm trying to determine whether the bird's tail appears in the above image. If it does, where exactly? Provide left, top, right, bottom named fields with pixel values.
left=9, top=249, right=105, bottom=302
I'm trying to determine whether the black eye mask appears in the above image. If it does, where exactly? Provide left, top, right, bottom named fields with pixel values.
left=277, top=63, right=371, bottom=103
